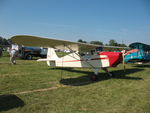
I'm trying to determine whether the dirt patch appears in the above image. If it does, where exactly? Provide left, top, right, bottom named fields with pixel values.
left=14, top=84, right=67, bottom=95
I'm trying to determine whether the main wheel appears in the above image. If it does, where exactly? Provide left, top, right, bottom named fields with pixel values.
left=107, top=72, right=114, bottom=77
left=91, top=75, right=98, bottom=81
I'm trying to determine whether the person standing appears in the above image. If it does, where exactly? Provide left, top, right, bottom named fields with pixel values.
left=10, top=44, right=19, bottom=64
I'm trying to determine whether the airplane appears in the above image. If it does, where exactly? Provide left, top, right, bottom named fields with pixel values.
left=11, top=35, right=127, bottom=80
left=124, top=42, right=150, bottom=64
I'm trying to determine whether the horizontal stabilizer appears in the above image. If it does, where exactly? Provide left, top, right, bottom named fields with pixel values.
left=37, top=59, right=50, bottom=62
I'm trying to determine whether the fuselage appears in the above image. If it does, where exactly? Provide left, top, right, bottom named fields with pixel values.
left=47, top=50, right=122, bottom=68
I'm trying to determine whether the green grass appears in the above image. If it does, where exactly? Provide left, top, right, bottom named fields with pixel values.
left=0, top=56, right=150, bottom=113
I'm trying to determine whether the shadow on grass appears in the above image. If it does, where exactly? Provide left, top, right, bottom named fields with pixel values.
left=0, top=94, right=25, bottom=112
left=133, top=64, right=150, bottom=68
left=56, top=68, right=144, bottom=86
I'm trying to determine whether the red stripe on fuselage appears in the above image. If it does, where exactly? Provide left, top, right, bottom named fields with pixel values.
left=61, top=51, right=122, bottom=67
left=63, top=57, right=108, bottom=62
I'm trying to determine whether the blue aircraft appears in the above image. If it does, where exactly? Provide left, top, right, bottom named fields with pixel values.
left=124, top=42, right=150, bottom=63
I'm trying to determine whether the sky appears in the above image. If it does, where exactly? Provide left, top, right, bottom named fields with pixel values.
left=0, top=0, right=150, bottom=45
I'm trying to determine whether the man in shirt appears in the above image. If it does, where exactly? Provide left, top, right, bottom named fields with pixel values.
left=10, top=44, right=19, bottom=64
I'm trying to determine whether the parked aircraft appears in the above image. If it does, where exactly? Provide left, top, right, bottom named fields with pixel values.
left=11, top=35, right=127, bottom=80
left=124, top=42, right=150, bottom=64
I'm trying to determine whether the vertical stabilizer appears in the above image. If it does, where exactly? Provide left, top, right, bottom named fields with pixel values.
left=46, top=48, right=59, bottom=66
left=47, top=48, right=58, bottom=60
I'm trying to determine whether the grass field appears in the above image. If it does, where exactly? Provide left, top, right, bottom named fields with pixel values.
left=0, top=54, right=150, bottom=113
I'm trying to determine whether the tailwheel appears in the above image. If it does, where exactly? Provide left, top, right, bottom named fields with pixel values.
left=91, top=75, right=98, bottom=81
left=107, top=72, right=114, bottom=77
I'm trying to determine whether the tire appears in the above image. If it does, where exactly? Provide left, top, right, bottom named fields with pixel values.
left=91, top=75, right=98, bottom=81
left=26, top=54, right=32, bottom=60
left=108, top=72, right=114, bottom=77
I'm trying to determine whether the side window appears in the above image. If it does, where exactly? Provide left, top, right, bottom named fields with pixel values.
left=96, top=47, right=103, bottom=52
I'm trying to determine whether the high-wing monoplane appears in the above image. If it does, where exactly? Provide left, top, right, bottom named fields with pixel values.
left=11, top=35, right=127, bottom=80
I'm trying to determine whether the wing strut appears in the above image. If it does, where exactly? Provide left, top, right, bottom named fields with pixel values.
left=65, top=45, right=101, bottom=80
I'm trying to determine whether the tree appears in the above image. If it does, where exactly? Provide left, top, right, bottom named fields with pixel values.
left=77, top=39, right=87, bottom=43
left=90, top=41, right=103, bottom=45
left=118, top=43, right=127, bottom=47
left=0, top=36, right=3, bottom=45
left=109, top=39, right=118, bottom=46
left=0, top=36, right=10, bottom=46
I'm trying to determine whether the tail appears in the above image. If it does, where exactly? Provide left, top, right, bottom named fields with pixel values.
left=47, top=48, right=58, bottom=60
left=46, top=48, right=58, bottom=66
left=37, top=48, right=58, bottom=66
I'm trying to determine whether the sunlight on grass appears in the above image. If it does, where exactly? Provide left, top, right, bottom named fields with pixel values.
left=0, top=56, right=150, bottom=113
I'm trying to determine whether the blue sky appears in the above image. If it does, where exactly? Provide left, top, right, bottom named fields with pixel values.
left=0, top=0, right=150, bottom=45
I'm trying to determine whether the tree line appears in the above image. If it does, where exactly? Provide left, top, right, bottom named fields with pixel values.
left=78, top=39, right=127, bottom=47
left=78, top=39, right=128, bottom=51
left=0, top=36, right=10, bottom=47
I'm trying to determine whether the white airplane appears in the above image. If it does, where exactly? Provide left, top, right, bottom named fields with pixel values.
left=11, top=35, right=126, bottom=80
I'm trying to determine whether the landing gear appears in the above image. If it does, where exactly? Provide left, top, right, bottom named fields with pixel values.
left=91, top=68, right=99, bottom=81
left=102, top=68, right=114, bottom=77
left=107, top=72, right=114, bottom=77
left=91, top=68, right=115, bottom=81
left=91, top=75, right=98, bottom=81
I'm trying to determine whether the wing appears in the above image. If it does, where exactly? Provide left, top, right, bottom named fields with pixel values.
left=11, top=35, right=100, bottom=52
